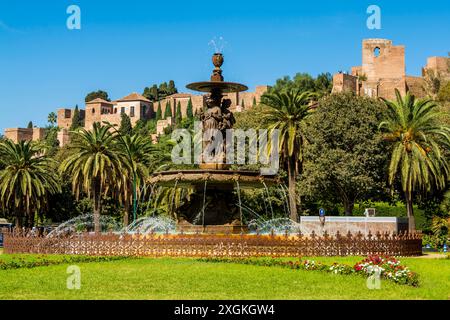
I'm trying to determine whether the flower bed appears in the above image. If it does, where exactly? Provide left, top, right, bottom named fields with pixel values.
left=0, top=255, right=130, bottom=270
left=199, top=255, right=419, bottom=287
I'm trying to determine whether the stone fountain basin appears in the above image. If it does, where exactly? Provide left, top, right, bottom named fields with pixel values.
left=149, top=170, right=278, bottom=189
left=186, top=81, right=248, bottom=93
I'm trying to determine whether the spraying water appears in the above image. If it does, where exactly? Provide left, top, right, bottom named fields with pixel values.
left=124, top=216, right=176, bottom=234
left=47, top=214, right=121, bottom=237
left=208, top=36, right=227, bottom=53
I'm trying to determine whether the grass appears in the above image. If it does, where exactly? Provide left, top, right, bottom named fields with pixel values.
left=0, top=254, right=449, bottom=300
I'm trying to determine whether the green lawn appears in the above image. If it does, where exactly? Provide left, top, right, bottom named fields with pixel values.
left=0, top=253, right=449, bottom=300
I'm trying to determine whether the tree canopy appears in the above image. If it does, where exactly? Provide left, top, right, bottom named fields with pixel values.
left=143, top=81, right=178, bottom=101
left=300, top=92, right=389, bottom=215
left=85, top=90, right=110, bottom=103
left=119, top=113, right=133, bottom=135
left=267, top=72, right=333, bottom=96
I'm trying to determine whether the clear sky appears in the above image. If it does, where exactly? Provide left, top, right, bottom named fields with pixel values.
left=0, top=0, right=449, bottom=131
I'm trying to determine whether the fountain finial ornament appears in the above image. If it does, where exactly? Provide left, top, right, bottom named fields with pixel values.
left=211, top=53, right=224, bottom=81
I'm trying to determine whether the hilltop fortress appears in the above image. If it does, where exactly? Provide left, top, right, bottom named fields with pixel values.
left=4, top=86, right=269, bottom=145
left=332, top=39, right=450, bottom=100
left=4, top=38, right=449, bottom=145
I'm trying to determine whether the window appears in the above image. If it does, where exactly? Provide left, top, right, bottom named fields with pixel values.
left=121, top=107, right=125, bottom=114
left=130, top=106, right=135, bottom=117
left=92, top=108, right=95, bottom=114
left=374, top=47, right=381, bottom=58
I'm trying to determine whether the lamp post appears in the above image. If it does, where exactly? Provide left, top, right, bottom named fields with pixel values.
left=103, top=121, right=137, bottom=224
left=319, top=208, right=326, bottom=227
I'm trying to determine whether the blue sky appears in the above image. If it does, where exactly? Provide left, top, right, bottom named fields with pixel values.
left=0, top=0, right=449, bottom=131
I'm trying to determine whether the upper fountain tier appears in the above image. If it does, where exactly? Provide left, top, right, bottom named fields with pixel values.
left=186, top=53, right=248, bottom=94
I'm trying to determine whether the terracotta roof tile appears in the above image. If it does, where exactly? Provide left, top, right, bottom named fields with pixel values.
left=86, top=98, right=114, bottom=105
left=117, top=92, right=151, bottom=102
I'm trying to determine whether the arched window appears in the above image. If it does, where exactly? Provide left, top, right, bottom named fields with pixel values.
left=374, top=47, right=381, bottom=58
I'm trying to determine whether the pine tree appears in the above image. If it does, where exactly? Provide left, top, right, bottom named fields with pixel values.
left=119, top=113, right=133, bottom=135
left=164, top=101, right=173, bottom=119
left=176, top=101, right=182, bottom=123
left=85, top=90, right=109, bottom=103
left=186, top=98, right=194, bottom=119
left=168, top=80, right=177, bottom=95
left=156, top=102, right=162, bottom=121
left=151, top=85, right=159, bottom=101
left=27, top=121, right=33, bottom=129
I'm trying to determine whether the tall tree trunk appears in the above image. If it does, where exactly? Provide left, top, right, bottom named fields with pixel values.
left=405, top=190, right=415, bottom=233
left=287, top=156, right=298, bottom=222
left=344, top=200, right=354, bottom=216
left=93, top=179, right=101, bottom=234
left=27, top=211, right=34, bottom=229
left=15, top=208, right=22, bottom=229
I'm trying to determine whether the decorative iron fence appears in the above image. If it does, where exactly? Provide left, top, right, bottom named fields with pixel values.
left=3, top=230, right=422, bottom=257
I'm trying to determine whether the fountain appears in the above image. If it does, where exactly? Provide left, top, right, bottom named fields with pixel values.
left=2, top=53, right=421, bottom=257
left=149, top=53, right=278, bottom=233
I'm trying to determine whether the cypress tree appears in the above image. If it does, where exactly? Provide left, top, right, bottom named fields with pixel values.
left=186, top=98, right=194, bottom=119
left=164, top=101, right=173, bottom=119
left=156, top=102, right=162, bottom=121
left=241, top=99, right=245, bottom=110
left=119, top=113, right=133, bottom=135
left=176, top=101, right=182, bottom=124
left=70, top=105, right=82, bottom=130
left=27, top=121, right=33, bottom=129
left=252, top=97, right=257, bottom=107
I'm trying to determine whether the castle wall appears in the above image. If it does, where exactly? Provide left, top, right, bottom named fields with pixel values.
left=4, top=128, right=44, bottom=143
left=156, top=118, right=174, bottom=135
left=57, top=129, right=70, bottom=147
left=331, top=38, right=447, bottom=100
left=57, top=108, right=85, bottom=129
left=362, top=39, right=405, bottom=81
left=405, top=76, right=426, bottom=98
left=332, top=73, right=358, bottom=94
left=424, top=56, right=450, bottom=79
left=377, top=78, right=407, bottom=100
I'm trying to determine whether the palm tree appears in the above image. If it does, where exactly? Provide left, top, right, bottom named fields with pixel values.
left=115, top=133, right=154, bottom=226
left=47, top=112, right=57, bottom=127
left=379, top=90, right=450, bottom=231
left=152, top=187, right=193, bottom=218
left=60, top=123, right=126, bottom=233
left=0, top=140, right=60, bottom=228
left=260, top=89, right=315, bottom=221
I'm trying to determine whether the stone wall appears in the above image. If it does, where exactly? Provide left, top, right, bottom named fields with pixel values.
left=57, top=108, right=85, bottom=129
left=57, top=129, right=70, bottom=147
left=4, top=128, right=45, bottom=143
left=361, top=39, right=405, bottom=81
left=299, top=216, right=409, bottom=235
left=156, top=117, right=174, bottom=136
left=424, top=56, right=450, bottom=79
left=332, top=38, right=445, bottom=100
left=405, top=76, right=426, bottom=98
left=332, top=73, right=358, bottom=93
